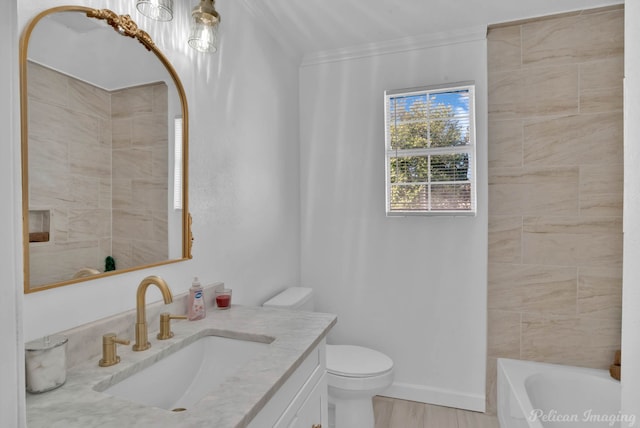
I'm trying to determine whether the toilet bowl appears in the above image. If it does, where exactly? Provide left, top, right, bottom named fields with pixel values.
left=263, top=287, right=394, bottom=428
left=326, top=344, right=394, bottom=428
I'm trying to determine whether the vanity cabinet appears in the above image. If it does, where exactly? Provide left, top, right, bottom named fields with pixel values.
left=281, top=374, right=327, bottom=428
left=248, top=340, right=328, bottom=428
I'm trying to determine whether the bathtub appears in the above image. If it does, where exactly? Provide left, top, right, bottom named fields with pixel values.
left=497, top=358, right=632, bottom=428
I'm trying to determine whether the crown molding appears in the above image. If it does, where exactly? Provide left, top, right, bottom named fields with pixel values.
left=301, top=25, right=487, bottom=67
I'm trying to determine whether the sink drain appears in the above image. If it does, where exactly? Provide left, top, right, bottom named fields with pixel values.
left=172, top=408, right=187, bottom=412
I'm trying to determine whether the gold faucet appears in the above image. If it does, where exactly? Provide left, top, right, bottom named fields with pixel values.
left=99, top=333, right=130, bottom=367
left=157, top=312, right=188, bottom=340
left=133, top=275, right=174, bottom=351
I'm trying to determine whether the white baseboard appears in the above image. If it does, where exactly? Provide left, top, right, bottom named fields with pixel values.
left=380, top=382, right=486, bottom=413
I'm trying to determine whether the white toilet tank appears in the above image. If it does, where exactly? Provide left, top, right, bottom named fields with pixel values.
left=263, top=287, right=315, bottom=311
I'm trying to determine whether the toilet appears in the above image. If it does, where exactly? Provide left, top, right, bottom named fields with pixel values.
left=263, top=287, right=394, bottom=428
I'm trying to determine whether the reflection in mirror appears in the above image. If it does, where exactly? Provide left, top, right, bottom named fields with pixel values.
left=21, top=7, right=191, bottom=293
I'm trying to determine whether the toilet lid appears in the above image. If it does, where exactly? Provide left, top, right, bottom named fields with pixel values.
left=326, top=345, right=393, bottom=378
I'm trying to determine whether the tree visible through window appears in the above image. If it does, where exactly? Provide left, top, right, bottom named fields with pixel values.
left=384, top=83, right=476, bottom=215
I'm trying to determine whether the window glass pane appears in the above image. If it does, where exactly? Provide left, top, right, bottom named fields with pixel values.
left=429, top=90, right=470, bottom=147
left=390, top=184, right=428, bottom=211
left=430, top=154, right=470, bottom=182
left=389, top=94, right=428, bottom=150
left=430, top=183, right=471, bottom=211
left=390, top=156, right=429, bottom=183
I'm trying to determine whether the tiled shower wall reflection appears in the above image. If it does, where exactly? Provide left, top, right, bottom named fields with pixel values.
left=28, top=62, right=168, bottom=286
left=486, top=6, right=624, bottom=413
left=28, top=62, right=113, bottom=287
left=111, top=84, right=169, bottom=271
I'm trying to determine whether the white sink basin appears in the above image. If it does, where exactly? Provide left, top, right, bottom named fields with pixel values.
left=98, top=335, right=270, bottom=411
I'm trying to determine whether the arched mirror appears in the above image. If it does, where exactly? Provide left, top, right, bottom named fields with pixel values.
left=20, top=6, right=192, bottom=293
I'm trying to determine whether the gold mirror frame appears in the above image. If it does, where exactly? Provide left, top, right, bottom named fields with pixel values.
left=20, top=6, right=193, bottom=294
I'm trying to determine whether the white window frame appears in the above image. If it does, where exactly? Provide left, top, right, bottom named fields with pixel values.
left=384, top=82, right=477, bottom=216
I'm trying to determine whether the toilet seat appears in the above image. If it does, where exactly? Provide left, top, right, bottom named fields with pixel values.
left=326, top=345, right=393, bottom=378
left=327, top=368, right=395, bottom=394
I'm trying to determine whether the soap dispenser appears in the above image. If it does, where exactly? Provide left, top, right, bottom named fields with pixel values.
left=187, top=277, right=206, bottom=321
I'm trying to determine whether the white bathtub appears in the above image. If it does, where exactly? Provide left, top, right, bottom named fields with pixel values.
left=497, top=358, right=632, bottom=428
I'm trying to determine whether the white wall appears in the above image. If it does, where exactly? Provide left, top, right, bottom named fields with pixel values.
left=622, top=0, right=640, bottom=421
left=299, top=37, right=488, bottom=410
left=0, top=0, right=25, bottom=426
left=18, top=0, right=301, bottom=341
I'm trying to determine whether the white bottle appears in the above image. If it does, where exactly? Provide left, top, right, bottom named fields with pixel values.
left=187, top=277, right=206, bottom=321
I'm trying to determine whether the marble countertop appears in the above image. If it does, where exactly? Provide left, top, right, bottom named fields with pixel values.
left=26, top=304, right=336, bottom=428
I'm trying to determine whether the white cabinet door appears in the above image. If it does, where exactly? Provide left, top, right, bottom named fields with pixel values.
left=248, top=340, right=327, bottom=428
left=286, top=373, right=327, bottom=428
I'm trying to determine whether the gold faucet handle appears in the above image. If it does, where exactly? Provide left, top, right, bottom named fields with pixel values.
left=157, top=312, right=188, bottom=340
left=98, top=333, right=131, bottom=367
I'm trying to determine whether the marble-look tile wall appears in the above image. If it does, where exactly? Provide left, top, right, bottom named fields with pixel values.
left=28, top=62, right=112, bottom=287
left=486, top=6, right=623, bottom=413
left=111, top=83, right=168, bottom=270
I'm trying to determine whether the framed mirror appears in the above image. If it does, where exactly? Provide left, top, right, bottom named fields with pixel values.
left=20, top=6, right=192, bottom=293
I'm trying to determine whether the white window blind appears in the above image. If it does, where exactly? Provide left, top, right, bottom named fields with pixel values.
left=173, top=117, right=183, bottom=210
left=384, top=83, right=476, bottom=216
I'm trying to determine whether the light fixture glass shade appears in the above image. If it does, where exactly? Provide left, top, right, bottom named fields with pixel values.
left=188, top=0, right=220, bottom=53
left=188, top=21, right=219, bottom=53
left=136, top=0, right=174, bottom=22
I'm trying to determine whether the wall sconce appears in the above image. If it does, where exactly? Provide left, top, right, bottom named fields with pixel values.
left=188, top=0, right=220, bottom=53
left=136, top=0, right=173, bottom=22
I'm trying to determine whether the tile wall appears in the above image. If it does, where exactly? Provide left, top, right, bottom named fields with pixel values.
left=27, top=63, right=168, bottom=286
left=111, top=83, right=168, bottom=270
left=28, top=62, right=113, bottom=287
left=486, top=5, right=624, bottom=412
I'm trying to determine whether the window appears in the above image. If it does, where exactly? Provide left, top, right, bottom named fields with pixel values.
left=384, top=83, right=476, bottom=216
left=173, top=117, right=183, bottom=210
